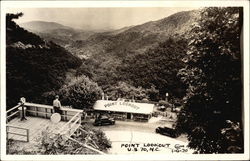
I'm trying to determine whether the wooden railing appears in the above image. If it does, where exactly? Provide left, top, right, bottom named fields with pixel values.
left=6, top=104, right=22, bottom=123
left=6, top=124, right=29, bottom=142
left=24, top=102, right=53, bottom=119
left=6, top=102, right=83, bottom=122
left=6, top=102, right=83, bottom=142
left=59, top=112, right=81, bottom=136
left=23, top=102, right=83, bottom=121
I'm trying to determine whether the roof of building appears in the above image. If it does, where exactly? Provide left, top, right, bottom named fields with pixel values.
left=93, top=100, right=154, bottom=114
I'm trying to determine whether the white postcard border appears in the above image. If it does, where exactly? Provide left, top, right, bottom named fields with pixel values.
left=1, top=1, right=249, bottom=160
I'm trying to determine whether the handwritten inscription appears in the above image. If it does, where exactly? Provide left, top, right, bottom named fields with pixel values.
left=171, top=144, right=189, bottom=153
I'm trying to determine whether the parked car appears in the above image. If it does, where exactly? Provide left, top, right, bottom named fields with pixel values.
left=155, top=126, right=180, bottom=138
left=93, top=115, right=115, bottom=126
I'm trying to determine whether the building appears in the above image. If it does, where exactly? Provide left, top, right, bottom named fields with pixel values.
left=93, top=99, right=155, bottom=122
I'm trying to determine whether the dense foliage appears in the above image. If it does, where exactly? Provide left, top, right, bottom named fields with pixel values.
left=76, top=37, right=187, bottom=102
left=37, top=126, right=111, bottom=154
left=7, top=125, right=111, bottom=154
left=71, top=11, right=198, bottom=103
left=57, top=76, right=103, bottom=109
left=117, top=38, right=188, bottom=101
left=104, top=81, right=159, bottom=101
left=176, top=7, right=243, bottom=153
left=6, top=13, right=82, bottom=108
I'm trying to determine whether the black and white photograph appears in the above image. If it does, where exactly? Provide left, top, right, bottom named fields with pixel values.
left=1, top=0, right=249, bottom=160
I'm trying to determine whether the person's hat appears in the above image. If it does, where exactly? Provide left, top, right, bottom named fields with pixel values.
left=55, top=95, right=59, bottom=98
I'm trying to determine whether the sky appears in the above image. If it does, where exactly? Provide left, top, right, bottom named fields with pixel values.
left=7, top=8, right=197, bottom=30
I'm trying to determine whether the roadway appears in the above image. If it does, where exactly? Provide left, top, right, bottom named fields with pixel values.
left=87, top=116, right=192, bottom=154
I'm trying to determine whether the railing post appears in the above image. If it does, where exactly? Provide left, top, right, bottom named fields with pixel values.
left=65, top=111, right=67, bottom=121
left=36, top=107, right=38, bottom=117
left=20, top=104, right=27, bottom=121
left=79, top=113, right=81, bottom=125
left=6, top=126, right=9, bottom=140
left=6, top=114, right=8, bottom=123
left=68, top=122, right=71, bottom=136
left=27, top=129, right=29, bottom=142
left=62, top=110, right=65, bottom=121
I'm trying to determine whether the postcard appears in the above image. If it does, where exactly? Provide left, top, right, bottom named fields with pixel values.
left=1, top=0, right=249, bottom=160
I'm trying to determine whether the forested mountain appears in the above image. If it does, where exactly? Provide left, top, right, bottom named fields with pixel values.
left=18, top=10, right=199, bottom=102
left=117, top=38, right=188, bottom=99
left=74, top=10, right=198, bottom=100
left=9, top=10, right=199, bottom=105
left=6, top=13, right=82, bottom=108
left=21, top=10, right=198, bottom=58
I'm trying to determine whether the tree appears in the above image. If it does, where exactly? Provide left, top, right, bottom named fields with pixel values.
left=58, top=76, right=103, bottom=109
left=176, top=7, right=243, bottom=153
left=6, top=12, right=23, bottom=23
left=105, top=81, right=148, bottom=100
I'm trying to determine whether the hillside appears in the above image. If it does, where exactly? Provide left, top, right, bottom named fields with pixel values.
left=6, top=13, right=82, bottom=108
left=74, top=10, right=199, bottom=100
left=13, top=10, right=200, bottom=102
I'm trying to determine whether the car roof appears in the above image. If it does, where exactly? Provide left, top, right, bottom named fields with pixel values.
left=100, top=115, right=109, bottom=119
left=162, top=126, right=175, bottom=129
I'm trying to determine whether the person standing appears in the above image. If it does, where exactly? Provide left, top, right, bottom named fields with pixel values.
left=53, top=95, right=62, bottom=114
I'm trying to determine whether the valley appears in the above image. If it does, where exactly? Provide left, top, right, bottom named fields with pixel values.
left=18, top=10, right=199, bottom=102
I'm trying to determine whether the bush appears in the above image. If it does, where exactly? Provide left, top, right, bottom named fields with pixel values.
left=6, top=139, right=37, bottom=155
left=35, top=125, right=111, bottom=154
left=81, top=125, right=112, bottom=151
left=58, top=76, right=103, bottom=109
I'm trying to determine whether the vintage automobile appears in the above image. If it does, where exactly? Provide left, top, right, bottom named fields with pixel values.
left=155, top=126, right=180, bottom=138
left=93, top=115, right=115, bottom=126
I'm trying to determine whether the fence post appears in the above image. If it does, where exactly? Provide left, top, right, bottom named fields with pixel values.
left=79, top=113, right=81, bottom=125
left=20, top=103, right=27, bottom=121
left=68, top=122, right=71, bottom=136
left=6, top=126, right=9, bottom=140
left=27, top=129, right=29, bottom=142
left=36, top=107, right=38, bottom=117
left=6, top=114, right=8, bottom=123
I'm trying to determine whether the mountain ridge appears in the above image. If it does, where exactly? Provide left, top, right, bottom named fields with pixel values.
left=19, top=20, right=74, bottom=32
left=69, top=10, right=199, bottom=59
